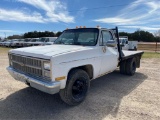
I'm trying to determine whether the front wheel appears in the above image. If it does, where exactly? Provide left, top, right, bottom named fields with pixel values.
left=59, top=69, right=90, bottom=106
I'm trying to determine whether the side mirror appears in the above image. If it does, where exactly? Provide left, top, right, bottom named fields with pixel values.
left=105, top=40, right=117, bottom=47
left=126, top=41, right=128, bottom=44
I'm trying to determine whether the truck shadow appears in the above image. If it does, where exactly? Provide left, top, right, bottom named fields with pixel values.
left=0, top=71, right=147, bottom=120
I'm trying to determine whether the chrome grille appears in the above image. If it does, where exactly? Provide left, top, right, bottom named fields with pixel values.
left=12, top=62, right=42, bottom=76
left=12, top=54, right=42, bottom=68
left=10, top=54, right=43, bottom=77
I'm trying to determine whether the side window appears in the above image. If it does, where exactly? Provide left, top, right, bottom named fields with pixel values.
left=46, top=38, right=49, bottom=42
left=102, top=31, right=113, bottom=43
left=100, top=31, right=114, bottom=45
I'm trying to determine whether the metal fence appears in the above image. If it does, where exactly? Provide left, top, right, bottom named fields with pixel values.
left=138, top=42, right=160, bottom=52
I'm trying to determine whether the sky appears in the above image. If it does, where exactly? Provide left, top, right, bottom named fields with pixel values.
left=0, top=0, right=160, bottom=38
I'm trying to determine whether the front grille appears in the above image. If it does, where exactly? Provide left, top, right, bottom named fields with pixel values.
left=10, top=54, right=43, bottom=77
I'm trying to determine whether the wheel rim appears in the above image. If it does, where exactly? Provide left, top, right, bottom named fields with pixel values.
left=72, top=78, right=88, bottom=100
left=132, top=62, right=136, bottom=72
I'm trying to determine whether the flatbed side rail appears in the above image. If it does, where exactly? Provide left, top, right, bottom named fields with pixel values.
left=121, top=52, right=144, bottom=61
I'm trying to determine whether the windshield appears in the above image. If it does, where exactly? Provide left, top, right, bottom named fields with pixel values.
left=31, top=39, right=38, bottom=42
left=8, top=40, right=12, bottom=42
left=14, top=40, right=20, bottom=42
left=119, top=38, right=125, bottom=44
left=50, top=38, right=57, bottom=42
left=19, top=39, right=24, bottom=42
left=24, top=39, right=31, bottom=42
left=38, top=38, right=46, bottom=42
left=119, top=39, right=122, bottom=43
left=54, top=28, right=99, bottom=46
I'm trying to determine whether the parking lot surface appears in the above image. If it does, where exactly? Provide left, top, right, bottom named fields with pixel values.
left=0, top=48, right=160, bottom=120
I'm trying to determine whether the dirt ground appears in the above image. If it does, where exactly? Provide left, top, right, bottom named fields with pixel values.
left=0, top=51, right=160, bottom=120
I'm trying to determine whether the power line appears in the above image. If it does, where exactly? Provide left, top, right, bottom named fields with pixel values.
left=67, top=2, right=145, bottom=13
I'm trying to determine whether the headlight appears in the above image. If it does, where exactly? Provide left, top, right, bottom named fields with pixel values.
left=43, top=61, right=50, bottom=70
left=44, top=70, right=50, bottom=78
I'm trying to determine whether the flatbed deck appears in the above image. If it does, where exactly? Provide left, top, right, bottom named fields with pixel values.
left=122, top=50, right=144, bottom=60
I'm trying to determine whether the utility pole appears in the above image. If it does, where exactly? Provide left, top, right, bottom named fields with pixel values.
left=4, top=32, right=6, bottom=39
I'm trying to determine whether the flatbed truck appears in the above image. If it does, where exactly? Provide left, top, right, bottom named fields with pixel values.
left=7, top=27, right=143, bottom=105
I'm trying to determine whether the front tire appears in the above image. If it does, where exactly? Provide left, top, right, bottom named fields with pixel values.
left=59, top=69, right=90, bottom=106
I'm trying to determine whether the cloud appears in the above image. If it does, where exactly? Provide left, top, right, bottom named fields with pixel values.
left=0, top=0, right=74, bottom=23
left=76, top=7, right=87, bottom=18
left=17, top=0, right=74, bottom=23
left=0, top=8, right=45, bottom=23
left=94, top=0, right=160, bottom=31
left=94, top=18, right=143, bottom=25
left=122, top=26, right=160, bottom=31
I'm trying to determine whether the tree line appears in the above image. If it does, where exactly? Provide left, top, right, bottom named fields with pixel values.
left=119, top=29, right=160, bottom=42
left=6, top=29, right=160, bottom=42
left=7, top=31, right=62, bottom=39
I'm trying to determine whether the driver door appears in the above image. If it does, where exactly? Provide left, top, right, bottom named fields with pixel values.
left=99, top=30, right=119, bottom=75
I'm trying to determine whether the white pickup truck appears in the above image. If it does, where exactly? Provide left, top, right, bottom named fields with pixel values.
left=7, top=27, right=143, bottom=105
left=31, top=37, right=58, bottom=46
left=119, top=36, right=138, bottom=50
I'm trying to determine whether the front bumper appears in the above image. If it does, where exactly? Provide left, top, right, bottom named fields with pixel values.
left=7, top=67, right=61, bottom=94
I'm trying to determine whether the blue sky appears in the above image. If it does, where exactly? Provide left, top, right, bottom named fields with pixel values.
left=0, top=0, right=160, bottom=38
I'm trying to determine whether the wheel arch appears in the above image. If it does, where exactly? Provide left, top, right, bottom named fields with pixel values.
left=67, top=64, right=94, bottom=80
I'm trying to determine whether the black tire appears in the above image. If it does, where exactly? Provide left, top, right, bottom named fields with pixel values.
left=120, top=61, right=126, bottom=74
left=126, top=58, right=136, bottom=76
left=59, top=69, right=90, bottom=106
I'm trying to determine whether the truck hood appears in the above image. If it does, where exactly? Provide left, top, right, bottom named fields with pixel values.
left=9, top=45, right=96, bottom=59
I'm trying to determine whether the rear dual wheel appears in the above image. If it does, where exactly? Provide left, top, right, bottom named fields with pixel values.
left=120, top=57, right=136, bottom=76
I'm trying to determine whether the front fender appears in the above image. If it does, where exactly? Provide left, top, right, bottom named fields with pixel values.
left=51, top=57, right=101, bottom=89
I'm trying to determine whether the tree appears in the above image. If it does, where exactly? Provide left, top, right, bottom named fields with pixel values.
left=119, top=32, right=133, bottom=40
left=119, top=32, right=128, bottom=36
left=55, top=31, right=62, bottom=37
left=7, top=35, right=23, bottom=39
left=154, top=30, right=160, bottom=42
left=24, top=31, right=56, bottom=38
left=132, top=30, right=154, bottom=42
left=43, top=31, right=55, bottom=37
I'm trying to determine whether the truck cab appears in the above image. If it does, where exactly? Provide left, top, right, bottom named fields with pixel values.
left=7, top=27, right=143, bottom=105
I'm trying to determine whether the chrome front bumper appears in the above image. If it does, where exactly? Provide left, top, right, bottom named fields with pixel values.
left=7, top=67, right=61, bottom=94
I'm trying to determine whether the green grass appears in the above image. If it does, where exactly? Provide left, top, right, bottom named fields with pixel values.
left=142, top=52, right=160, bottom=58
left=0, top=47, right=12, bottom=55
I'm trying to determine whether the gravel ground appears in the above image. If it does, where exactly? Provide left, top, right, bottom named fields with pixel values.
left=0, top=51, right=160, bottom=120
